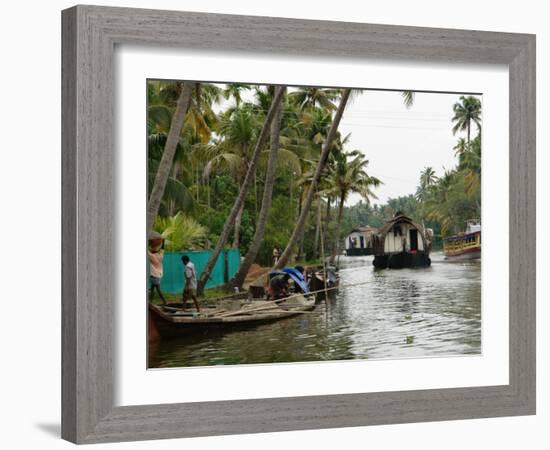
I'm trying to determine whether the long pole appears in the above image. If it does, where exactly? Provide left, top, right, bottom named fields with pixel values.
left=318, top=194, right=329, bottom=319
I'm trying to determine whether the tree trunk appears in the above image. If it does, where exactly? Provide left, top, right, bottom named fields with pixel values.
left=230, top=89, right=284, bottom=289
left=147, top=82, right=195, bottom=233
left=330, top=194, right=345, bottom=264
left=232, top=201, right=245, bottom=249
left=197, top=86, right=286, bottom=295
left=312, top=199, right=322, bottom=259
left=275, top=89, right=351, bottom=270
left=295, top=189, right=306, bottom=261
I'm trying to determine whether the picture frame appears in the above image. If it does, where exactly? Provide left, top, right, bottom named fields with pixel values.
left=61, top=4, right=536, bottom=444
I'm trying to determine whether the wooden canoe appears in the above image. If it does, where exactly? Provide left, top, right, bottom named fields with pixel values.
left=148, top=293, right=316, bottom=338
left=307, top=267, right=340, bottom=294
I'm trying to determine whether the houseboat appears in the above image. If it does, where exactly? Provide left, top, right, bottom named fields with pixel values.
left=344, top=226, right=377, bottom=256
left=372, top=213, right=432, bottom=269
left=443, top=219, right=481, bottom=260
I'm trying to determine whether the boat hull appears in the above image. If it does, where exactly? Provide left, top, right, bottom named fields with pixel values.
left=443, top=230, right=481, bottom=260
left=345, top=248, right=373, bottom=256
left=149, top=296, right=315, bottom=338
left=373, top=251, right=431, bottom=269
left=444, top=246, right=481, bottom=260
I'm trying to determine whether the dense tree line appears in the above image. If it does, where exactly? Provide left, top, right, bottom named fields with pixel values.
left=147, top=80, right=480, bottom=294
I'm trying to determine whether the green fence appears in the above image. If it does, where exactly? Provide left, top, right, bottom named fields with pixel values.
left=151, top=249, right=241, bottom=294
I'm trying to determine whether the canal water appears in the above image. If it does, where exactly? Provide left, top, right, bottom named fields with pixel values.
left=148, top=252, right=481, bottom=368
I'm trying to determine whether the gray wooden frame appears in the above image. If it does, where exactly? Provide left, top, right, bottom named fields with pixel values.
left=62, top=5, right=536, bottom=444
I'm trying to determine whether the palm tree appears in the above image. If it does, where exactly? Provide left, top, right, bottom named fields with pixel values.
left=205, top=105, right=260, bottom=248
left=147, top=82, right=196, bottom=234
left=197, top=86, right=286, bottom=296
left=288, top=87, right=341, bottom=111
left=230, top=88, right=286, bottom=289
left=153, top=212, right=207, bottom=251
left=223, top=84, right=251, bottom=108
left=420, top=166, right=437, bottom=189
left=274, top=89, right=352, bottom=269
left=401, top=91, right=415, bottom=108
left=451, top=95, right=481, bottom=143
left=147, top=81, right=221, bottom=216
left=325, top=151, right=381, bottom=263
left=286, top=93, right=346, bottom=261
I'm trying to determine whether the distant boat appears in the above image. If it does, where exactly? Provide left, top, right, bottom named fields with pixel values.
left=149, top=293, right=315, bottom=338
left=443, top=219, right=481, bottom=260
left=372, top=213, right=432, bottom=269
left=344, top=226, right=377, bottom=256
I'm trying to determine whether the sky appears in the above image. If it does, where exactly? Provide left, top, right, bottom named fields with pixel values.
left=338, top=90, right=475, bottom=205
left=210, top=84, right=480, bottom=205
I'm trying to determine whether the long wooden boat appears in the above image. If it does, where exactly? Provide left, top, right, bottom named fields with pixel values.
left=443, top=219, right=481, bottom=260
left=149, top=293, right=315, bottom=338
left=307, top=266, right=340, bottom=293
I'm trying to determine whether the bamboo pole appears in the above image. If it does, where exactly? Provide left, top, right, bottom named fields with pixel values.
left=318, top=196, right=330, bottom=319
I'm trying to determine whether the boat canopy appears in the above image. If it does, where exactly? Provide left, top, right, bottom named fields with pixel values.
left=269, top=268, right=310, bottom=294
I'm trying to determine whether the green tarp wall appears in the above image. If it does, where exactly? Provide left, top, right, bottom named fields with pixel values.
left=151, top=249, right=240, bottom=294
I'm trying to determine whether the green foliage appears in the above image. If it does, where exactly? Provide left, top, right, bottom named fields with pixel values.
left=153, top=212, right=207, bottom=251
left=148, top=79, right=482, bottom=271
left=256, top=197, right=297, bottom=266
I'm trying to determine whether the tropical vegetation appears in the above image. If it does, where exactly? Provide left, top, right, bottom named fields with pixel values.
left=147, top=82, right=481, bottom=294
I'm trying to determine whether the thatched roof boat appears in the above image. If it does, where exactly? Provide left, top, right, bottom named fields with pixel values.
left=372, top=213, right=432, bottom=269
left=149, top=293, right=315, bottom=338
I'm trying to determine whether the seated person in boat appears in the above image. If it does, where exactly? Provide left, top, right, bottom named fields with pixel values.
left=181, top=255, right=200, bottom=312
left=267, top=272, right=290, bottom=299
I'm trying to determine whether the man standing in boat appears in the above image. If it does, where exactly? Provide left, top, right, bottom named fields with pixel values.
left=148, top=236, right=166, bottom=305
left=181, top=255, right=201, bottom=312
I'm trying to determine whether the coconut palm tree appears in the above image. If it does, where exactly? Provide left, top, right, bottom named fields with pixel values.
left=415, top=166, right=438, bottom=201
left=147, top=81, right=221, bottom=216
left=401, top=90, right=415, bottom=108
left=197, top=86, right=286, bottom=296
left=325, top=151, right=381, bottom=263
left=205, top=104, right=261, bottom=248
left=230, top=88, right=286, bottom=289
left=147, top=82, right=196, bottom=234
left=274, top=89, right=352, bottom=269
left=285, top=95, right=347, bottom=261
left=223, top=83, right=252, bottom=108
left=451, top=95, right=482, bottom=143
left=288, top=87, right=341, bottom=111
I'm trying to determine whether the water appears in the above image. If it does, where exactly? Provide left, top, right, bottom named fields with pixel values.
left=148, top=252, right=481, bottom=368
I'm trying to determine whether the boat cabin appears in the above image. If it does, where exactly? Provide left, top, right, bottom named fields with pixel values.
left=372, top=213, right=432, bottom=269
left=344, top=226, right=377, bottom=256
left=443, top=219, right=481, bottom=260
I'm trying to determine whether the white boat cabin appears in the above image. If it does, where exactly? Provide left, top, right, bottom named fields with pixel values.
left=383, top=221, right=425, bottom=253
left=373, top=214, right=431, bottom=256
left=344, top=226, right=376, bottom=255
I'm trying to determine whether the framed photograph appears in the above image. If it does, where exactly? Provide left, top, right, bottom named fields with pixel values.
left=62, top=5, right=536, bottom=444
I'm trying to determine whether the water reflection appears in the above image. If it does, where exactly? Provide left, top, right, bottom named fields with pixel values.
left=148, top=252, right=481, bottom=368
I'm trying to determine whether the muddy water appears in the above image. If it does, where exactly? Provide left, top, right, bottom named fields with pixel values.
left=148, top=252, right=481, bottom=368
